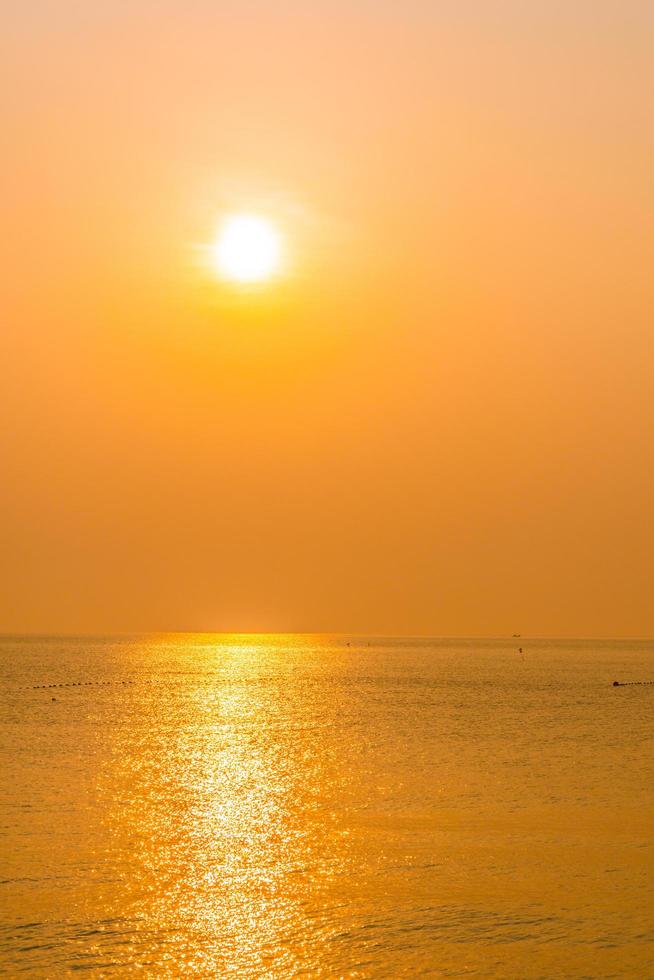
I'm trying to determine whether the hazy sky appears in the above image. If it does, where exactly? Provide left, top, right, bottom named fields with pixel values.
left=2, top=1, right=653, bottom=634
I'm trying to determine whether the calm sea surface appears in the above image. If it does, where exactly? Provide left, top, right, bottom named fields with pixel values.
left=1, top=635, right=652, bottom=978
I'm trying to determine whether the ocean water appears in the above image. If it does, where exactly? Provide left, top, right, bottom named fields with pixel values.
left=0, top=635, right=652, bottom=978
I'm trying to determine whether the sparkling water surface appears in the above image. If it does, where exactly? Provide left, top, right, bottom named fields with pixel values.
left=1, top=635, right=652, bottom=977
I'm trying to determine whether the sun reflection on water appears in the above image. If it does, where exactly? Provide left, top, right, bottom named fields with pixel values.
left=98, top=636, right=353, bottom=975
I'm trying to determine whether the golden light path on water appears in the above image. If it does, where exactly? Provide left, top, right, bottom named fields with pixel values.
left=96, top=637, right=357, bottom=976
left=2, top=634, right=653, bottom=977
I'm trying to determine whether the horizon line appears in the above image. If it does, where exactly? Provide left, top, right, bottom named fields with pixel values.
left=2, top=631, right=654, bottom=641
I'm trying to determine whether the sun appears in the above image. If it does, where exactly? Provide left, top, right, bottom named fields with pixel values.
left=211, top=213, right=283, bottom=284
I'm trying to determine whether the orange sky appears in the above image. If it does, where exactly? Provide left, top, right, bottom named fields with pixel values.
left=2, top=1, right=653, bottom=634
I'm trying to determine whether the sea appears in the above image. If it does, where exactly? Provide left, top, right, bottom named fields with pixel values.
left=1, top=634, right=652, bottom=978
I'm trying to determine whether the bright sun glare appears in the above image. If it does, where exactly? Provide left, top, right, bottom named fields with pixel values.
left=212, top=214, right=283, bottom=284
